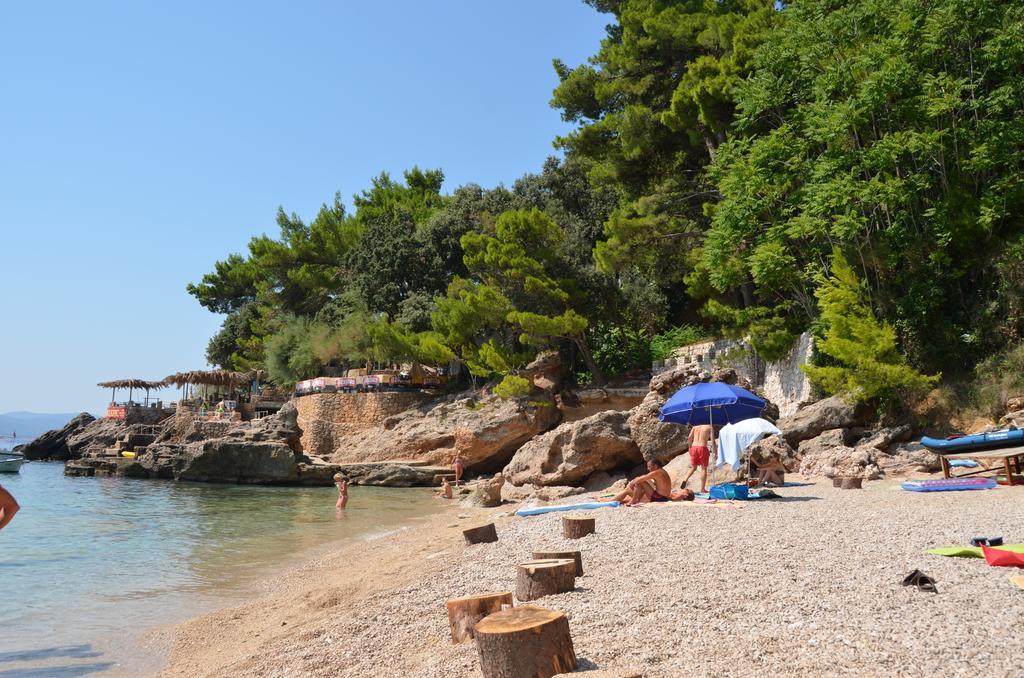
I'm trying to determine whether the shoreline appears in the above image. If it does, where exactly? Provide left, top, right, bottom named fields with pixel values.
left=155, top=477, right=1024, bottom=677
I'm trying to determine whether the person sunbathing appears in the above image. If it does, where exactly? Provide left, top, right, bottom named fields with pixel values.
left=755, top=457, right=789, bottom=487
left=613, top=459, right=693, bottom=505
left=0, top=484, right=19, bottom=531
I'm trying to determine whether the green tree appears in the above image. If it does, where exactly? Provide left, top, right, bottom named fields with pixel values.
left=706, top=0, right=1024, bottom=373
left=552, top=0, right=778, bottom=295
left=802, top=253, right=938, bottom=403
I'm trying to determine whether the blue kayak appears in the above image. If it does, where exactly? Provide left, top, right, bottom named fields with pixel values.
left=920, top=428, right=1024, bottom=453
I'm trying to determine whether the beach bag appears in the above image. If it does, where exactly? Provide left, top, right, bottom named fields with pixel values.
left=709, top=483, right=749, bottom=500
left=983, top=546, right=1024, bottom=568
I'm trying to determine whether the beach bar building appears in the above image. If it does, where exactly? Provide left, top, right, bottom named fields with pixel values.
left=97, top=379, right=171, bottom=420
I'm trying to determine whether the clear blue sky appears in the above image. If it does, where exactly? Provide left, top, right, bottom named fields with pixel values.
left=0, top=1, right=609, bottom=415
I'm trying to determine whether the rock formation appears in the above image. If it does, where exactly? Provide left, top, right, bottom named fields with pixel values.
left=19, top=412, right=95, bottom=460
left=462, top=473, right=506, bottom=507
left=776, top=396, right=870, bottom=446
left=503, top=410, right=642, bottom=487
left=327, top=394, right=560, bottom=472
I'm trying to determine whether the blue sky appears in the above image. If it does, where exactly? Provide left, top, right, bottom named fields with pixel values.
left=0, top=1, right=609, bottom=415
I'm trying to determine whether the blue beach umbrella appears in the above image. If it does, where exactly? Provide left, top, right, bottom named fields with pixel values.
left=659, top=382, right=765, bottom=426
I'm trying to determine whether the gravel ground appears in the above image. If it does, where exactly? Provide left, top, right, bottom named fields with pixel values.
left=159, top=479, right=1024, bottom=677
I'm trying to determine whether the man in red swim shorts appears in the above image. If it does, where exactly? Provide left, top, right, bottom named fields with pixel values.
left=682, top=423, right=714, bottom=493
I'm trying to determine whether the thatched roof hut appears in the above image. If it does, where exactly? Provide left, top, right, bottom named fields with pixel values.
left=163, top=370, right=254, bottom=388
left=97, top=379, right=167, bottom=390
left=97, top=378, right=167, bottom=404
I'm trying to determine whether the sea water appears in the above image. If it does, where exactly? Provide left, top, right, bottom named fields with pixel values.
left=0, top=462, right=444, bottom=676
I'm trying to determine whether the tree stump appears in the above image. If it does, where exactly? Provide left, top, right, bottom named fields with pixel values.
left=515, top=559, right=576, bottom=602
left=532, top=550, right=583, bottom=577
left=463, top=523, right=498, bottom=544
left=446, top=591, right=513, bottom=644
left=562, top=516, right=595, bottom=539
left=474, top=605, right=577, bottom=678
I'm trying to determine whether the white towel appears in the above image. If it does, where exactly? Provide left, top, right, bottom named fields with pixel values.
left=716, top=418, right=782, bottom=470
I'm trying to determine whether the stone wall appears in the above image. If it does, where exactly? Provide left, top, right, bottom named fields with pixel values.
left=655, top=332, right=816, bottom=417
left=295, top=392, right=433, bottom=458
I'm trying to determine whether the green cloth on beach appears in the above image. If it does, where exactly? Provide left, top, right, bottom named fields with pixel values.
left=927, top=544, right=1024, bottom=558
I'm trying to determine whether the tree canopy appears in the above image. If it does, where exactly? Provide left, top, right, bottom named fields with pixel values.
left=188, top=0, right=1024, bottom=403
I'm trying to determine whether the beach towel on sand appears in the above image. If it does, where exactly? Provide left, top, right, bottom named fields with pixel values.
left=927, top=544, right=1024, bottom=558
left=983, top=546, right=1024, bottom=568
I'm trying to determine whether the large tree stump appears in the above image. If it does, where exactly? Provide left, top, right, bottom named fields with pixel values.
left=463, top=523, right=498, bottom=544
left=562, top=515, right=595, bottom=539
left=532, top=550, right=583, bottom=577
left=833, top=477, right=862, bottom=489
left=446, top=591, right=513, bottom=643
left=515, top=559, right=576, bottom=602
left=475, top=605, right=577, bottom=678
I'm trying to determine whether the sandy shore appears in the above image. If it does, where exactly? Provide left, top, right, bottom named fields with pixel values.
left=157, top=478, right=1024, bottom=677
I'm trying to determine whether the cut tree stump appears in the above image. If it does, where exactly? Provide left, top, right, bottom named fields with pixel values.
left=463, top=523, right=498, bottom=544
left=515, top=559, right=576, bottom=602
left=474, top=605, right=577, bottom=678
left=532, top=550, right=583, bottom=577
left=835, top=477, right=863, bottom=489
left=446, top=591, right=513, bottom=643
left=562, top=516, right=595, bottom=539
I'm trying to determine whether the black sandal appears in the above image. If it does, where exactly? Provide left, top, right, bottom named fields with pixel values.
left=901, top=569, right=938, bottom=593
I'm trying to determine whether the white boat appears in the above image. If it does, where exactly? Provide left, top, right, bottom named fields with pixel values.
left=0, top=452, right=24, bottom=473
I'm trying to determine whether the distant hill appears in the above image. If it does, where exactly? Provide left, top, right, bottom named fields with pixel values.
left=0, top=411, right=80, bottom=445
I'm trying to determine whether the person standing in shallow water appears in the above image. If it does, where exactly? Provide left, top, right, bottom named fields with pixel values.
left=333, top=473, right=349, bottom=510
left=0, top=484, right=19, bottom=531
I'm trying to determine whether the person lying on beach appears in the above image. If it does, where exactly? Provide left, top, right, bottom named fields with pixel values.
left=612, top=459, right=688, bottom=505
left=683, top=423, right=714, bottom=493
left=0, top=484, right=19, bottom=531
left=333, top=473, right=349, bottom=510
left=435, top=477, right=453, bottom=499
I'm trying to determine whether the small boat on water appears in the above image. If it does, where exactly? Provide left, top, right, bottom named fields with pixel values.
left=0, top=451, right=25, bottom=473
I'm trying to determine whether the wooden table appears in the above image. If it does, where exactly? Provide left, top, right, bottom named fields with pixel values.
left=938, top=445, right=1024, bottom=486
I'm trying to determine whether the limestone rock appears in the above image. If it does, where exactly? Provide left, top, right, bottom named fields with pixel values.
left=777, top=396, right=869, bottom=446
left=503, top=410, right=642, bottom=487
left=746, top=434, right=799, bottom=469
left=143, top=440, right=300, bottom=484
left=462, top=473, right=505, bottom=507
left=854, top=425, right=913, bottom=454
left=649, top=363, right=710, bottom=395
left=19, top=413, right=95, bottom=460
left=1006, top=395, right=1024, bottom=412
left=521, top=350, right=563, bottom=393
left=582, top=471, right=627, bottom=493
left=500, top=483, right=587, bottom=503
left=875, top=441, right=942, bottom=475
left=329, top=394, right=560, bottom=472
left=66, top=417, right=135, bottom=458
left=329, top=462, right=447, bottom=487
left=627, top=391, right=691, bottom=462
left=798, top=429, right=874, bottom=478
left=1001, top=409, right=1024, bottom=427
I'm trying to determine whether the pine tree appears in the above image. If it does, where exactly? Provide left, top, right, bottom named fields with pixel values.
left=802, top=252, right=938, bottom=403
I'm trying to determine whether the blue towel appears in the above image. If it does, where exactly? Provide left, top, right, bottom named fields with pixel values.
left=949, top=459, right=980, bottom=468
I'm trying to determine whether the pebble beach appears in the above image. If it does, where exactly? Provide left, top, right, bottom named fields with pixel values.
left=157, top=478, right=1024, bottom=677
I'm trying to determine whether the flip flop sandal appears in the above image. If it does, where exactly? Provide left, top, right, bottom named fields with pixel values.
left=901, top=569, right=938, bottom=593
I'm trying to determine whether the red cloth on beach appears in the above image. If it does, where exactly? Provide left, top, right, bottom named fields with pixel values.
left=689, top=445, right=710, bottom=468
left=983, top=545, right=1024, bottom=568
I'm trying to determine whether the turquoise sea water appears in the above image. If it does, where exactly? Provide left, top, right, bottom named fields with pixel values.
left=0, top=462, right=443, bottom=676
